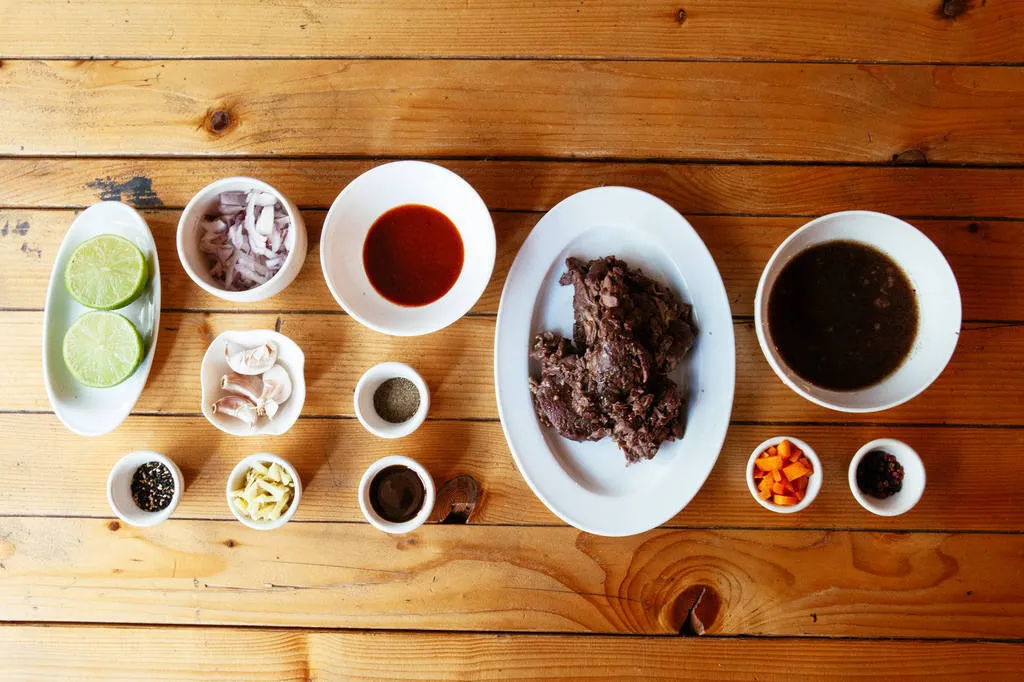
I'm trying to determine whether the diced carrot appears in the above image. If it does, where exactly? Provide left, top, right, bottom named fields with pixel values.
left=758, top=477, right=773, bottom=494
left=773, top=494, right=799, bottom=506
left=795, top=476, right=809, bottom=494
left=777, top=440, right=791, bottom=460
left=793, top=490, right=804, bottom=502
left=783, top=460, right=811, bottom=481
left=755, top=455, right=783, bottom=472
left=772, top=482, right=787, bottom=495
left=758, top=488, right=771, bottom=500
left=767, top=446, right=778, bottom=456
left=772, top=469, right=782, bottom=482
left=798, top=457, right=812, bottom=470
left=789, top=448, right=803, bottom=462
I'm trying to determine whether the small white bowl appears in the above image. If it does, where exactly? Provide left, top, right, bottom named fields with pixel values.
left=177, top=176, right=308, bottom=302
left=848, top=438, right=925, bottom=516
left=320, top=161, right=496, bottom=336
left=201, top=329, right=306, bottom=436
left=353, top=362, right=429, bottom=439
left=754, top=211, right=961, bottom=413
left=358, top=455, right=435, bottom=534
left=226, top=453, right=302, bottom=530
left=107, top=450, right=183, bottom=527
left=746, top=436, right=822, bottom=514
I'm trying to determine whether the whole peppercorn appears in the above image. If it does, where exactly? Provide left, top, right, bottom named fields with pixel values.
left=856, top=450, right=905, bottom=499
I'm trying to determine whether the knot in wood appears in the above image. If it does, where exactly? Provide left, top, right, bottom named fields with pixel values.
left=429, top=474, right=481, bottom=524
left=676, top=8, right=687, bottom=24
left=209, top=109, right=232, bottom=133
left=107, top=521, right=120, bottom=531
left=891, top=148, right=928, bottom=165
left=670, top=584, right=720, bottom=635
left=940, top=0, right=970, bottom=18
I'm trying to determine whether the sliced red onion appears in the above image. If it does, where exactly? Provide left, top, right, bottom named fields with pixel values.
left=199, top=189, right=291, bottom=291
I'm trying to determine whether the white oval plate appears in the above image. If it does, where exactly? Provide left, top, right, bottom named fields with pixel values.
left=42, top=202, right=161, bottom=436
left=495, top=187, right=735, bottom=537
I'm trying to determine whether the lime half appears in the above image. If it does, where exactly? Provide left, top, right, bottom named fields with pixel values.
left=62, top=311, right=144, bottom=388
left=64, top=235, right=148, bottom=310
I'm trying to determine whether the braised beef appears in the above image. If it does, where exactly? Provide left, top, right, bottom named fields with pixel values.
left=529, top=256, right=697, bottom=464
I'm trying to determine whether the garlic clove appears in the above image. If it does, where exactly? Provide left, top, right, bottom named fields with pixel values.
left=256, top=364, right=292, bottom=419
left=211, top=395, right=259, bottom=428
left=225, top=342, right=278, bottom=375
left=221, top=372, right=263, bottom=403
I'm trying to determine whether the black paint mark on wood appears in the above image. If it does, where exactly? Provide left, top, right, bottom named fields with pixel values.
left=20, top=243, right=42, bottom=258
left=1, top=220, right=30, bottom=238
left=891, top=148, right=928, bottom=165
left=811, top=613, right=818, bottom=622
left=87, top=176, right=163, bottom=207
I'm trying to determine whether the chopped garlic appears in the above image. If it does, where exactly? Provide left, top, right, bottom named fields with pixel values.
left=231, top=460, right=295, bottom=522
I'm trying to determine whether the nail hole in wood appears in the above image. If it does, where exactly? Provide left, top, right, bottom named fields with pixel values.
left=429, top=474, right=481, bottom=524
left=676, top=8, right=687, bottom=24
left=939, top=0, right=971, bottom=19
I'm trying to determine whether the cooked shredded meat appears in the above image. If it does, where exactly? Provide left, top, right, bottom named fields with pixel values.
left=529, top=256, right=696, bottom=464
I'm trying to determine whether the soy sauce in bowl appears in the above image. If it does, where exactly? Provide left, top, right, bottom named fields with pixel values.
left=768, top=240, right=919, bottom=391
left=363, top=204, right=465, bottom=307
left=368, top=464, right=427, bottom=523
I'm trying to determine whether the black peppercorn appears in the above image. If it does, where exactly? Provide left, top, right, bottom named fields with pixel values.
left=856, top=450, right=905, bottom=499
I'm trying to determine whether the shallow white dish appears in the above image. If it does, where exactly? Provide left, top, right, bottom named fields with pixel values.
left=177, top=176, right=307, bottom=303
left=226, top=453, right=302, bottom=530
left=357, top=455, right=436, bottom=534
left=494, top=187, right=736, bottom=537
left=754, top=211, right=961, bottom=413
left=320, top=161, right=495, bottom=336
left=200, top=330, right=306, bottom=436
left=107, top=450, right=182, bottom=527
left=42, top=202, right=161, bottom=436
left=848, top=438, right=925, bottom=516
left=745, top=436, right=822, bottom=514
left=353, top=362, right=430, bottom=439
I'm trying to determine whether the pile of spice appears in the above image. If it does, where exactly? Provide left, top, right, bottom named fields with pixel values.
left=130, top=461, right=175, bottom=512
left=856, top=450, right=904, bottom=499
left=373, top=377, right=421, bottom=423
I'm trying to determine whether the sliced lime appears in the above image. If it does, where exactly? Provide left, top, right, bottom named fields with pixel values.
left=64, top=234, right=148, bottom=310
left=62, top=311, right=144, bottom=388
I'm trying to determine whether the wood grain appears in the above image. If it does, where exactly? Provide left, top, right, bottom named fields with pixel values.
left=0, top=518, right=1021, bottom=636
left=1, top=0, right=1022, bottom=62
left=2, top=60, right=1023, bottom=163
left=3, top=625, right=1023, bottom=681
left=2, top=414, right=1023, bottom=532
left=2, top=210, right=1018, bottom=320
left=2, top=312, right=1021, bottom=424
left=4, top=159, right=1024, bottom=219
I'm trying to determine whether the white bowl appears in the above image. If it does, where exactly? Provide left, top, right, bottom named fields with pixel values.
left=746, top=436, right=822, bottom=514
left=177, top=177, right=308, bottom=302
left=358, top=455, right=435, bottom=534
left=226, top=453, right=302, bottom=530
left=320, top=161, right=496, bottom=336
left=754, top=211, right=961, bottom=413
left=107, top=450, right=182, bottom=527
left=201, top=330, right=306, bottom=436
left=848, top=438, right=925, bottom=516
left=353, top=362, right=430, bottom=439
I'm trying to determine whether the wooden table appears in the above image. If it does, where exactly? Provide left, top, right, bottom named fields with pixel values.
left=2, top=1, right=1023, bottom=679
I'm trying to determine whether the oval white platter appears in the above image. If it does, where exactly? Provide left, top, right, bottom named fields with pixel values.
left=494, top=187, right=735, bottom=537
left=42, top=202, right=161, bottom=436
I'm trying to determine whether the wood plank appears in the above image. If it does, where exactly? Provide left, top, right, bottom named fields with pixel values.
left=2, top=312, right=1021, bottom=424
left=3, top=210, right=1019, bottom=321
left=1, top=0, right=1022, bottom=63
left=0, top=518, right=1020, bottom=636
left=4, top=159, right=1024, bottom=219
left=3, top=626, right=1023, bottom=681
left=2, top=61, right=1023, bottom=163
left=3, top=414, right=1023, bottom=532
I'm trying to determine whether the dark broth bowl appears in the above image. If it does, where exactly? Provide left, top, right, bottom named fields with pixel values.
left=754, top=211, right=961, bottom=413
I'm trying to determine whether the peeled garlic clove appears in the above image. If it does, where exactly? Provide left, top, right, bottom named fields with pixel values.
left=262, top=399, right=280, bottom=420
left=211, top=395, right=259, bottom=428
left=256, top=364, right=292, bottom=419
left=225, top=342, right=278, bottom=375
left=221, top=372, right=262, bottom=403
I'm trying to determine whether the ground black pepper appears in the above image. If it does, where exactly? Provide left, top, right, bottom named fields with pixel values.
left=373, top=377, right=421, bottom=423
left=856, top=450, right=905, bottom=499
left=131, top=461, right=175, bottom=512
